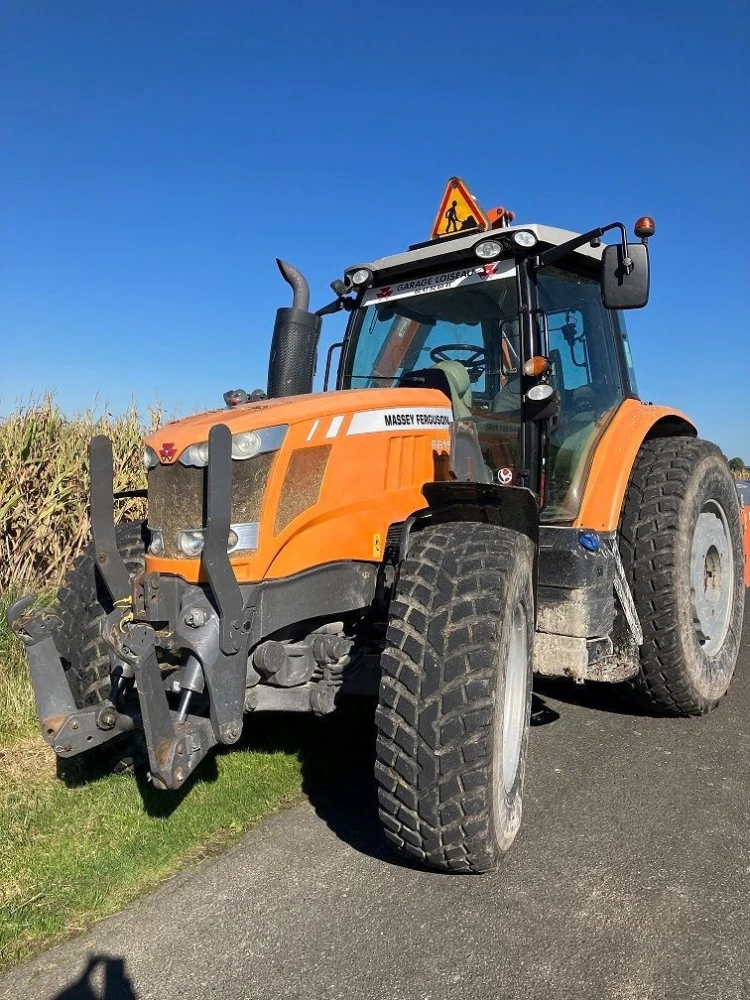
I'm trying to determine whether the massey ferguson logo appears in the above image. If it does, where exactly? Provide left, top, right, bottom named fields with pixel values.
left=478, top=262, right=500, bottom=280
left=159, top=442, right=177, bottom=462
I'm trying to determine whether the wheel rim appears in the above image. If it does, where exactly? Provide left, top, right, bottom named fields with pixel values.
left=502, top=602, right=528, bottom=794
left=690, top=499, right=734, bottom=656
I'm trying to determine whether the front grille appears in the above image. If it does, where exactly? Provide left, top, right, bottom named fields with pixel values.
left=148, top=452, right=276, bottom=558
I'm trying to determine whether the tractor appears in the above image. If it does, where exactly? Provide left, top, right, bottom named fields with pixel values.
left=9, top=178, right=749, bottom=874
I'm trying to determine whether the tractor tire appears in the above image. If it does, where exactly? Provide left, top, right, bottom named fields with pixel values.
left=375, top=521, right=534, bottom=874
left=56, top=521, right=148, bottom=707
left=618, top=437, right=745, bottom=716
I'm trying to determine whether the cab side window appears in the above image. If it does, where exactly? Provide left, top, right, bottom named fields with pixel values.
left=538, top=266, right=626, bottom=520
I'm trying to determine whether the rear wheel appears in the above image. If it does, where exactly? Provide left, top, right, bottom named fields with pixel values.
left=619, top=438, right=744, bottom=715
left=56, top=521, right=147, bottom=707
left=375, top=521, right=535, bottom=873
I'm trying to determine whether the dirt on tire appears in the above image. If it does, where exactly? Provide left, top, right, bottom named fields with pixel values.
left=375, top=521, right=535, bottom=874
left=55, top=521, right=148, bottom=707
left=618, top=437, right=745, bottom=715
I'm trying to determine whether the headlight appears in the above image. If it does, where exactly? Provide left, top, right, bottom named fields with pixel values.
left=512, top=230, right=537, bottom=249
left=179, top=442, right=210, bottom=467
left=231, top=431, right=261, bottom=460
left=178, top=425, right=287, bottom=466
left=176, top=523, right=257, bottom=557
left=178, top=529, right=205, bottom=557
left=527, top=383, right=555, bottom=401
left=143, top=446, right=159, bottom=470
left=349, top=267, right=373, bottom=287
left=148, top=529, right=165, bottom=555
left=474, top=239, right=503, bottom=260
left=228, top=522, right=259, bottom=553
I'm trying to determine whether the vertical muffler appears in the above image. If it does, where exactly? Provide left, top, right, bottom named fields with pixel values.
left=267, top=259, right=322, bottom=398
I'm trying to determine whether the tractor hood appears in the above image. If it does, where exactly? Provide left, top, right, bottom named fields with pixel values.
left=143, top=386, right=455, bottom=586
left=144, top=387, right=454, bottom=466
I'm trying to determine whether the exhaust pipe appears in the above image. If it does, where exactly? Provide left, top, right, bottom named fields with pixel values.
left=267, top=259, right=322, bottom=399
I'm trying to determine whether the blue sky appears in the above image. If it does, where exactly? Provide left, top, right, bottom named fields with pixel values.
left=2, top=1, right=748, bottom=459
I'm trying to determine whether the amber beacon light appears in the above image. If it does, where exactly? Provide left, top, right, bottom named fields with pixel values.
left=634, top=216, right=656, bottom=242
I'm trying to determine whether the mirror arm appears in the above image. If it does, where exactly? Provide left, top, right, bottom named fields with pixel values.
left=530, top=222, right=631, bottom=273
left=315, top=295, right=357, bottom=317
left=315, top=297, right=344, bottom=317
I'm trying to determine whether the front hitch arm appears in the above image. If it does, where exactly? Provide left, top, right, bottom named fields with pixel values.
left=89, top=434, right=132, bottom=605
left=6, top=596, right=134, bottom=754
left=200, top=423, right=251, bottom=746
left=7, top=597, right=76, bottom=737
left=5, top=439, right=139, bottom=757
left=103, top=608, right=216, bottom=790
left=203, top=424, right=244, bottom=656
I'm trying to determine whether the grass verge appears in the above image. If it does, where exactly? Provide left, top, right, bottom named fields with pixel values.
left=0, top=591, right=38, bottom=749
left=0, top=593, right=305, bottom=972
left=0, top=736, right=303, bottom=972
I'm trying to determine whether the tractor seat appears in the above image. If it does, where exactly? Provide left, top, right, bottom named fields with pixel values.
left=430, top=360, right=473, bottom=420
left=397, top=361, right=474, bottom=421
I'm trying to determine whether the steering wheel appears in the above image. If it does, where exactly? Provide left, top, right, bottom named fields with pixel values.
left=429, top=344, right=487, bottom=382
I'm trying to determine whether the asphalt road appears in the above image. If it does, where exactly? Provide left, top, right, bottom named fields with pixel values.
left=4, top=597, right=750, bottom=1000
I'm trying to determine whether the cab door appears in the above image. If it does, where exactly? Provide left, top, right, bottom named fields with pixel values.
left=533, top=263, right=628, bottom=520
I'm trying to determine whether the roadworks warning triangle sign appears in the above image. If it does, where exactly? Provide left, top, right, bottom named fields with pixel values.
left=431, top=177, right=488, bottom=240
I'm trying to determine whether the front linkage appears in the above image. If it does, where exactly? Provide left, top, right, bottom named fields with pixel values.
left=8, top=425, right=251, bottom=791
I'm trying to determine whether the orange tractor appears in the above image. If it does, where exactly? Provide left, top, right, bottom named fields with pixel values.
left=10, top=179, right=749, bottom=873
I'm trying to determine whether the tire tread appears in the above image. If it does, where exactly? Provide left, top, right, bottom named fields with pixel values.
left=55, top=521, right=147, bottom=706
left=375, top=521, right=532, bottom=873
left=619, top=437, right=741, bottom=715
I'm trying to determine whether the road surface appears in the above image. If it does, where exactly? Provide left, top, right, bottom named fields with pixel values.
left=3, top=598, right=750, bottom=1000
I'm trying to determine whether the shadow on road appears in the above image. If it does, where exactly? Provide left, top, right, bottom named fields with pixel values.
left=241, top=698, right=392, bottom=864
left=51, top=955, right=137, bottom=1000
left=533, top=676, right=646, bottom=716
left=54, top=684, right=569, bottom=858
left=229, top=690, right=564, bottom=868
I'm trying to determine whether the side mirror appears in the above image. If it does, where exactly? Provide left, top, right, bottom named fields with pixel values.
left=601, top=242, right=650, bottom=310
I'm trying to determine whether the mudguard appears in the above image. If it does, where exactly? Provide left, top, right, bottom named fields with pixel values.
left=574, top=399, right=697, bottom=532
left=399, top=482, right=540, bottom=610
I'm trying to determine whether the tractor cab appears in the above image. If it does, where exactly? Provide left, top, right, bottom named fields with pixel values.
left=336, top=178, right=651, bottom=522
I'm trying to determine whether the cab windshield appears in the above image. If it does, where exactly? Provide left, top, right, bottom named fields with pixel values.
left=343, top=271, right=519, bottom=401
left=341, top=268, right=523, bottom=484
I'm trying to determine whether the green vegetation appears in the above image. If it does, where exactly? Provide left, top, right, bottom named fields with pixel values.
left=0, top=587, right=306, bottom=972
left=0, top=395, right=160, bottom=592
left=0, top=720, right=303, bottom=971
left=0, top=401, right=307, bottom=972
left=0, top=592, right=38, bottom=749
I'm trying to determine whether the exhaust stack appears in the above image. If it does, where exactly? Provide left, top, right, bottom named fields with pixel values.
left=267, top=259, right=322, bottom=399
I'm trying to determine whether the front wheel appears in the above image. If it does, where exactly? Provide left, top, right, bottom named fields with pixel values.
left=56, top=521, right=147, bottom=707
left=375, top=521, right=535, bottom=873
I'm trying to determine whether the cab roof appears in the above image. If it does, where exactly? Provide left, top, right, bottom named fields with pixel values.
left=351, top=223, right=603, bottom=283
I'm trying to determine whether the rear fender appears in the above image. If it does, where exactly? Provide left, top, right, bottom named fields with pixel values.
left=573, top=400, right=697, bottom=532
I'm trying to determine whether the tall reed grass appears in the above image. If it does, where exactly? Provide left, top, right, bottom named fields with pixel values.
left=0, top=395, right=161, bottom=591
